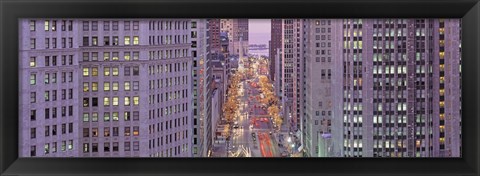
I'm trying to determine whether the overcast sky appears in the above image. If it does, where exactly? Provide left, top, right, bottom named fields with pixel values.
left=249, top=19, right=270, bottom=34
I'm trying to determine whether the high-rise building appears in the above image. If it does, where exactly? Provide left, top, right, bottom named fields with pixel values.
left=281, top=19, right=304, bottom=138
left=208, top=19, right=221, bottom=54
left=19, top=19, right=195, bottom=157
left=220, top=19, right=248, bottom=56
left=269, top=19, right=282, bottom=81
left=191, top=19, right=213, bottom=157
left=330, top=19, right=461, bottom=157
left=303, top=19, right=342, bottom=157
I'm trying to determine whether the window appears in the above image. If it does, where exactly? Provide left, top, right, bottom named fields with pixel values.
left=52, top=142, right=57, bottom=153
left=83, top=37, right=89, bottom=46
left=30, top=57, right=36, bottom=67
left=112, top=82, right=119, bottom=91
left=113, top=127, right=119, bottom=137
left=133, top=111, right=139, bottom=121
left=44, top=143, right=50, bottom=154
left=68, top=140, right=73, bottom=150
left=124, top=52, right=131, bottom=61
left=92, top=143, right=98, bottom=152
left=103, top=112, right=110, bottom=122
left=124, top=97, right=131, bottom=106
left=124, top=112, right=131, bottom=121
left=124, top=127, right=131, bottom=136
left=133, top=21, right=139, bottom=30
left=124, top=82, right=131, bottom=91
left=30, top=38, right=36, bottom=49
left=31, top=128, right=36, bottom=139
left=124, top=21, right=130, bottom=30
left=112, top=21, right=118, bottom=31
left=124, top=67, right=131, bottom=76
left=124, top=142, right=131, bottom=151
left=83, top=21, right=89, bottom=31
left=30, top=20, right=36, bottom=31
left=104, top=127, right=110, bottom=137
left=83, top=143, right=89, bottom=153
left=104, top=67, right=110, bottom=76
left=133, top=36, right=139, bottom=45
left=45, top=20, right=49, bottom=31
left=92, top=21, right=98, bottom=31
left=44, top=91, right=50, bottom=101
left=92, top=37, right=98, bottom=46
left=112, top=52, right=119, bottom=61
left=133, top=126, right=139, bottom=136
left=83, top=52, right=89, bottom=61
left=133, top=81, right=139, bottom=90
left=92, top=112, right=98, bottom=122
left=30, top=74, right=36, bottom=85
left=113, top=97, right=119, bottom=106
left=104, top=142, right=110, bottom=152
left=103, top=36, right=110, bottom=46
left=113, top=36, right=119, bottom=45
left=104, top=21, right=110, bottom=31
left=30, top=110, right=36, bottom=121
left=83, top=113, right=89, bottom=122
left=92, top=128, right=98, bottom=137
left=112, top=111, right=118, bottom=121
left=112, top=67, right=119, bottom=76
left=92, top=67, right=98, bottom=76
left=69, top=38, right=73, bottom=48
left=133, top=141, right=139, bottom=151
left=104, top=82, right=110, bottom=91
left=124, top=36, right=130, bottom=45
left=61, top=141, right=66, bottom=151
left=92, top=82, right=98, bottom=91
left=133, top=66, right=139, bottom=76
left=83, top=128, right=89, bottom=137
left=133, top=52, right=139, bottom=60
left=83, top=68, right=89, bottom=76
left=133, top=96, right=139, bottom=106
left=92, top=97, right=98, bottom=107
left=104, top=52, right=110, bottom=61
left=113, top=142, right=119, bottom=152
left=104, top=97, right=110, bottom=106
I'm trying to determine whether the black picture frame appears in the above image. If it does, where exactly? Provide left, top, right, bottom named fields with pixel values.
left=1, top=0, right=478, bottom=176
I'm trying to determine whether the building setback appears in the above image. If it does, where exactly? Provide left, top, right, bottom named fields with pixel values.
left=19, top=19, right=200, bottom=157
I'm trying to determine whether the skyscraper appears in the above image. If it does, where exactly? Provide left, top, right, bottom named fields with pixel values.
left=269, top=19, right=282, bottom=81
left=220, top=19, right=249, bottom=56
left=20, top=19, right=198, bottom=157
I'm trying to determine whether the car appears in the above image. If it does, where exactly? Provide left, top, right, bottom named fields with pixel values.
left=233, top=125, right=239, bottom=129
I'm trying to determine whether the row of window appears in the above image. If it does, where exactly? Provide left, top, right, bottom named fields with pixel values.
left=83, top=141, right=140, bottom=153
left=83, top=51, right=139, bottom=61
left=148, top=49, right=190, bottom=60
left=148, top=117, right=188, bottom=132
left=82, top=36, right=139, bottom=47
left=30, top=105, right=74, bottom=121
left=148, top=20, right=190, bottom=31
left=30, top=123, right=73, bottom=139
left=82, top=66, right=140, bottom=77
left=83, top=81, right=139, bottom=92
left=30, top=140, right=74, bottom=156
left=83, top=126, right=139, bottom=137
left=30, top=89, right=73, bottom=103
left=148, top=77, right=189, bottom=90
left=148, top=103, right=188, bottom=117
left=30, top=72, right=74, bottom=86
left=29, top=20, right=73, bottom=32
left=82, top=96, right=140, bottom=107
left=148, top=132, right=188, bottom=150
left=83, top=21, right=139, bottom=31
left=83, top=111, right=139, bottom=122
left=148, top=62, right=189, bottom=74
left=29, top=55, right=75, bottom=68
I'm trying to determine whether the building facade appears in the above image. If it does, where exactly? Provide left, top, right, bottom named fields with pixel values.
left=269, top=19, right=282, bottom=81
left=20, top=18, right=196, bottom=157
left=220, top=19, right=249, bottom=56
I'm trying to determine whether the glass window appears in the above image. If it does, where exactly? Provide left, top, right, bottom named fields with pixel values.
left=112, top=112, right=119, bottom=121
left=92, top=112, right=98, bottom=122
left=104, top=67, right=110, bottom=76
left=133, top=36, right=139, bottom=45
left=104, top=82, right=110, bottom=91
left=83, top=113, right=89, bottom=122
left=133, top=96, right=139, bottom=106
left=45, top=20, right=50, bottom=31
left=83, top=68, right=89, bottom=76
left=124, top=52, right=130, bottom=61
left=30, top=57, right=36, bottom=67
left=92, top=67, right=98, bottom=76
left=92, top=82, right=98, bottom=91
left=83, top=82, right=89, bottom=92
left=113, top=97, right=119, bottom=106
left=133, top=126, right=139, bottom=136
left=104, top=112, right=110, bottom=121
left=104, top=97, right=110, bottom=106
left=112, top=82, right=119, bottom=91
left=124, top=82, right=131, bottom=91
left=112, top=67, right=119, bottom=76
left=124, top=127, right=131, bottom=136
left=124, top=36, right=130, bottom=45
left=124, top=97, right=130, bottom=106
left=30, top=20, right=36, bottom=31
left=30, top=73, right=36, bottom=85
left=104, top=52, right=110, bottom=61
left=133, top=81, right=139, bottom=90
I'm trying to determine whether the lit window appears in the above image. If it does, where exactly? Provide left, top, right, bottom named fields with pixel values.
left=92, top=82, right=98, bottom=92
left=104, top=67, right=110, bottom=76
left=104, top=82, right=110, bottom=91
left=124, top=82, right=131, bottom=91
left=113, top=97, right=119, bottom=106
left=92, top=112, right=98, bottom=122
left=133, top=96, right=139, bottom=105
left=92, top=67, right=98, bottom=76
left=112, top=112, right=119, bottom=121
left=112, top=67, right=119, bottom=76
left=83, top=68, right=89, bottom=76
left=124, top=112, right=131, bottom=121
left=83, top=113, right=89, bottom=122
left=68, top=140, right=73, bottom=150
left=133, top=36, right=139, bottom=45
left=124, top=36, right=130, bottom=45
left=133, top=126, right=139, bottom=136
left=83, top=82, right=89, bottom=92
left=92, top=37, right=98, bottom=46
left=124, top=52, right=130, bottom=61
left=44, top=20, right=49, bottom=31
left=133, top=52, right=139, bottom=60
left=30, top=57, right=36, bottom=67
left=104, top=97, right=110, bottom=106
left=104, top=52, right=110, bottom=61
left=124, top=97, right=130, bottom=106
left=112, top=82, right=119, bottom=91
left=104, top=112, right=110, bottom=121
left=30, top=73, right=36, bottom=85
left=112, top=52, right=119, bottom=61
